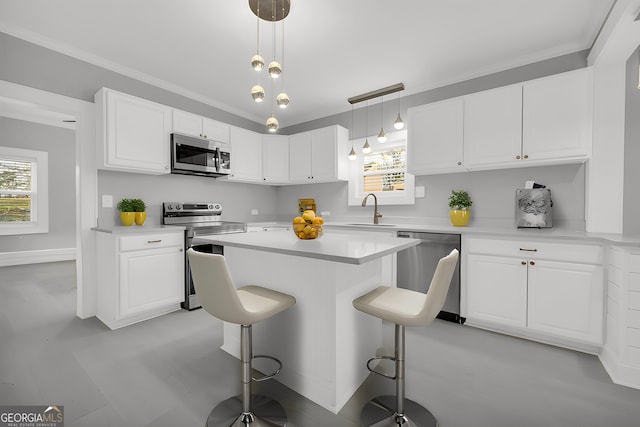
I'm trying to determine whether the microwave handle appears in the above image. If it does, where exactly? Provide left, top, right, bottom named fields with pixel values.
left=215, top=147, right=221, bottom=171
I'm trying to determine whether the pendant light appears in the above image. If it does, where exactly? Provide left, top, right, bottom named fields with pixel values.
left=393, top=93, right=405, bottom=129
left=377, top=96, right=387, bottom=143
left=268, top=1, right=282, bottom=79
left=250, top=2, right=264, bottom=71
left=348, top=105, right=357, bottom=160
left=267, top=79, right=279, bottom=132
left=251, top=85, right=265, bottom=102
left=362, top=101, right=372, bottom=154
left=276, top=5, right=290, bottom=109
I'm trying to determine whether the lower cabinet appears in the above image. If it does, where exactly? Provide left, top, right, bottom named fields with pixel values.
left=463, top=236, right=604, bottom=351
left=96, top=230, right=184, bottom=329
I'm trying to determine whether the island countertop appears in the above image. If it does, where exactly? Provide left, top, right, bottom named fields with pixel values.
left=194, top=230, right=420, bottom=265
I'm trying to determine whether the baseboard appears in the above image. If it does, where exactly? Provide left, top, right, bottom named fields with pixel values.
left=0, top=248, right=76, bottom=267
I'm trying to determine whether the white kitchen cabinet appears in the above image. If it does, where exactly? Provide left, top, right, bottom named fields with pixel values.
left=95, top=88, right=172, bottom=174
left=522, top=68, right=591, bottom=162
left=262, top=134, right=290, bottom=183
left=96, top=230, right=184, bottom=330
left=228, top=126, right=263, bottom=182
left=172, top=109, right=230, bottom=144
left=463, top=236, right=604, bottom=351
left=289, top=125, right=349, bottom=183
left=407, top=98, right=464, bottom=175
left=463, top=85, right=523, bottom=168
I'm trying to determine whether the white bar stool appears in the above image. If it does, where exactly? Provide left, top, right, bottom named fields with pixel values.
left=187, top=248, right=296, bottom=427
left=352, top=249, right=459, bottom=427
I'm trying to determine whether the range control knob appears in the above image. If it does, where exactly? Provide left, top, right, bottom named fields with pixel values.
left=213, top=203, right=222, bottom=210
left=175, top=205, right=181, bottom=210
left=208, top=204, right=214, bottom=210
left=166, top=205, right=173, bottom=210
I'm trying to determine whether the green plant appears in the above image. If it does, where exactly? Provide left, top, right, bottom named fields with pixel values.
left=448, top=190, right=472, bottom=210
left=130, top=198, right=146, bottom=213
left=116, top=198, right=134, bottom=212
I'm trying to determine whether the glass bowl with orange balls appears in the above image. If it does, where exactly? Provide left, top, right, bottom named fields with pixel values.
left=292, top=210, right=324, bottom=240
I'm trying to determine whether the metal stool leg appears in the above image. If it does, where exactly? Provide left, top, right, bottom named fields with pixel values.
left=206, top=325, right=287, bottom=427
left=360, top=325, right=438, bottom=427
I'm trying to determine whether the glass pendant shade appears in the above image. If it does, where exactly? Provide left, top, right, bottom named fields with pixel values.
left=394, top=113, right=405, bottom=130
left=377, top=128, right=387, bottom=143
left=348, top=147, right=357, bottom=160
left=251, top=85, right=265, bottom=102
left=266, top=116, right=279, bottom=132
left=362, top=139, right=372, bottom=154
left=276, top=92, right=290, bottom=108
left=251, top=54, right=265, bottom=71
left=268, top=61, right=282, bottom=78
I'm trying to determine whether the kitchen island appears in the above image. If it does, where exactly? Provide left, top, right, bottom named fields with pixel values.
left=195, top=230, right=419, bottom=413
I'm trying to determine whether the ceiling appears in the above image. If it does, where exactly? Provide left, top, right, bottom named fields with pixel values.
left=0, top=0, right=615, bottom=129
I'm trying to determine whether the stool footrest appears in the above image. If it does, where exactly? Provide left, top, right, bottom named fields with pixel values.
left=366, top=355, right=397, bottom=380
left=251, top=354, right=282, bottom=382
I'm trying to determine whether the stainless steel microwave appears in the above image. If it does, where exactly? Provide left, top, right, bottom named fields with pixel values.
left=171, top=133, right=231, bottom=178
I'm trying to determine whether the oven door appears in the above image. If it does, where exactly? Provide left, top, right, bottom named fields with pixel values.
left=171, top=133, right=220, bottom=176
left=184, top=242, right=223, bottom=310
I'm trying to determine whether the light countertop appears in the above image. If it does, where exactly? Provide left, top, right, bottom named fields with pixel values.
left=92, top=225, right=185, bottom=234
left=193, top=230, right=420, bottom=264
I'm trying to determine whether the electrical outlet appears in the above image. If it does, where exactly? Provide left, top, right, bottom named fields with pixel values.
left=251, top=209, right=259, bottom=215
left=102, top=195, right=113, bottom=208
left=320, top=211, right=331, bottom=216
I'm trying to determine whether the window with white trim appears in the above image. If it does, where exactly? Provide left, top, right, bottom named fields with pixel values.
left=348, top=130, right=415, bottom=206
left=0, top=146, right=48, bottom=235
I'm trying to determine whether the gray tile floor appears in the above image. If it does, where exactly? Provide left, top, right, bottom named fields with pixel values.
left=1, top=261, right=640, bottom=427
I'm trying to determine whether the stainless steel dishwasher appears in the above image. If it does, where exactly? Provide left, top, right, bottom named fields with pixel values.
left=397, top=231, right=464, bottom=324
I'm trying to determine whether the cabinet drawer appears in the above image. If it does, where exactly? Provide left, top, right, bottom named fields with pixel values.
left=465, top=237, right=601, bottom=264
left=629, top=254, right=640, bottom=273
left=119, top=233, right=183, bottom=252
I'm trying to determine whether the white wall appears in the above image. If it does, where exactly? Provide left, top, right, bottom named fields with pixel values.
left=624, top=47, right=640, bottom=235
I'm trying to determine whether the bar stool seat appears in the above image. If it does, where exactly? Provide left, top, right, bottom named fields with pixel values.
left=187, top=248, right=296, bottom=427
left=353, top=249, right=459, bottom=427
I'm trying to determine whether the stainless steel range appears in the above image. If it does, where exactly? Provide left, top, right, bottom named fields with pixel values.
left=163, top=202, right=246, bottom=310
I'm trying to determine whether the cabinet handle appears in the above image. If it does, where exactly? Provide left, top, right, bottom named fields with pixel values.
left=530, top=261, right=535, bottom=266
left=523, top=154, right=529, bottom=159
left=516, top=155, right=521, bottom=160
left=521, top=261, right=526, bottom=265
left=457, top=161, right=462, bottom=166
left=519, top=248, right=538, bottom=252
left=147, top=239, right=162, bottom=243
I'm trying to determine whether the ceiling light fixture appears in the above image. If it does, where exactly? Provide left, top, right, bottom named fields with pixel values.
left=394, top=92, right=405, bottom=129
left=377, top=96, right=387, bottom=143
left=348, top=104, right=357, bottom=160
left=362, top=101, right=371, bottom=154
left=249, top=0, right=290, bottom=132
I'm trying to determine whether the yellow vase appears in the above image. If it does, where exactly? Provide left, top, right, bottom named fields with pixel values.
left=120, top=212, right=135, bottom=226
left=450, top=209, right=470, bottom=227
left=134, top=212, right=147, bottom=226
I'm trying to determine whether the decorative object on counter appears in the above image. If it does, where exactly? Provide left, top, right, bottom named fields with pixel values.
left=116, top=198, right=135, bottom=226
left=347, top=83, right=405, bottom=159
left=249, top=0, right=291, bottom=133
left=292, top=210, right=323, bottom=239
left=298, top=198, right=316, bottom=213
left=516, top=188, right=553, bottom=228
left=448, top=189, right=472, bottom=227
left=131, top=198, right=147, bottom=226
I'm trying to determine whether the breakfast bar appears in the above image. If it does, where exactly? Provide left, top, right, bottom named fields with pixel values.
left=196, top=230, right=419, bottom=413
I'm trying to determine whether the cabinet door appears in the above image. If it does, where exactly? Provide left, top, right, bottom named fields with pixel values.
left=527, top=259, right=603, bottom=344
left=262, top=135, right=290, bottom=182
left=105, top=90, right=172, bottom=174
left=407, top=98, right=464, bottom=175
left=172, top=109, right=203, bottom=137
left=202, top=118, right=230, bottom=145
left=464, top=85, right=523, bottom=168
left=466, top=254, right=528, bottom=328
left=522, top=69, right=591, bottom=161
left=289, top=131, right=313, bottom=182
left=118, top=246, right=183, bottom=319
left=229, top=127, right=262, bottom=181
left=310, top=126, right=339, bottom=182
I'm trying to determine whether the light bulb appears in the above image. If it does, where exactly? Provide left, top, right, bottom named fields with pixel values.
left=268, top=61, right=282, bottom=78
left=251, top=54, right=264, bottom=71
left=276, top=92, right=290, bottom=109
left=362, top=139, right=372, bottom=154
left=377, top=128, right=387, bottom=143
left=394, top=113, right=405, bottom=130
left=348, top=147, right=357, bottom=160
left=266, top=116, right=279, bottom=132
left=251, top=85, right=265, bottom=102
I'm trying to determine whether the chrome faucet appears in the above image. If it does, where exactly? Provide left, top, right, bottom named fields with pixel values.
left=362, top=193, right=383, bottom=225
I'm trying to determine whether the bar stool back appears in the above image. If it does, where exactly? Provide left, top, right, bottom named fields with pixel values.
left=188, top=248, right=296, bottom=427
left=352, top=248, right=459, bottom=427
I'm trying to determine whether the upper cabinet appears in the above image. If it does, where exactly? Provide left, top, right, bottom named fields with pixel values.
left=95, top=88, right=172, bottom=174
left=289, top=125, right=349, bottom=184
left=409, top=68, right=593, bottom=175
left=228, top=126, right=263, bottom=182
left=172, top=109, right=230, bottom=145
left=407, top=98, right=464, bottom=175
left=262, top=135, right=290, bottom=183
